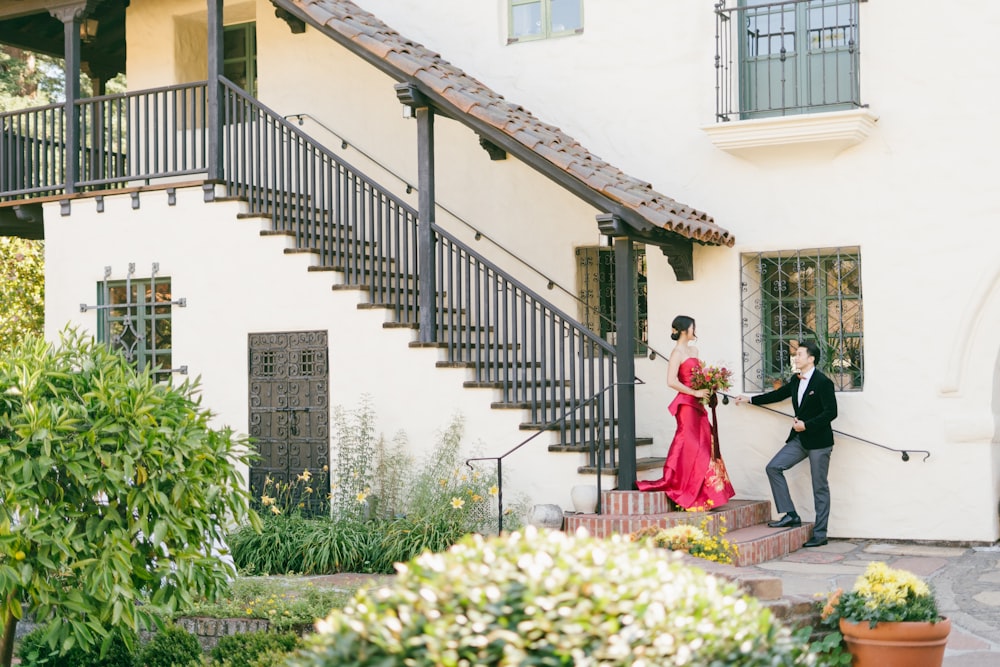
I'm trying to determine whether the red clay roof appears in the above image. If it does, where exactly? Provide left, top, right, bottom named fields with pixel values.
left=284, top=0, right=734, bottom=247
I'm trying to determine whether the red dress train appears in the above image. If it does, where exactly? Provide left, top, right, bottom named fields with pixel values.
left=636, top=357, right=735, bottom=509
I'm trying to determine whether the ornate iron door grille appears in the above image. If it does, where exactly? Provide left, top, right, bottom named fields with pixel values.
left=248, top=331, right=330, bottom=516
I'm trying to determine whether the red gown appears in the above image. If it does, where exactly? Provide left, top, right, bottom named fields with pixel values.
left=636, top=357, right=735, bottom=509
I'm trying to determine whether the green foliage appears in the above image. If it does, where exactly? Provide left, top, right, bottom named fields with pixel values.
left=291, top=527, right=813, bottom=667
left=0, top=329, right=261, bottom=659
left=209, top=631, right=300, bottom=667
left=807, top=630, right=853, bottom=666
left=181, top=577, right=349, bottom=631
left=229, top=402, right=526, bottom=577
left=0, top=238, right=44, bottom=355
left=134, top=625, right=201, bottom=667
left=820, top=561, right=940, bottom=628
left=16, top=624, right=135, bottom=667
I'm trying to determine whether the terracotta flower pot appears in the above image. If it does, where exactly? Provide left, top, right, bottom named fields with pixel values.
left=839, top=617, right=951, bottom=667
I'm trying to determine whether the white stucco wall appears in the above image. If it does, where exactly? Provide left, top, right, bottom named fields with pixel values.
left=42, top=188, right=597, bottom=513
left=91, top=0, right=1000, bottom=540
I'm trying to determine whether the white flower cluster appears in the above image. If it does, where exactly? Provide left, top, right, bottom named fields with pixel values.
left=298, top=527, right=808, bottom=666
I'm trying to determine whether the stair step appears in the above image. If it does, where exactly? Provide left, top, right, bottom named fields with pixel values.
left=564, top=499, right=771, bottom=540
left=519, top=418, right=616, bottom=431
left=547, top=438, right=653, bottom=453
left=562, top=495, right=813, bottom=567
left=725, top=523, right=815, bottom=567
left=437, top=359, right=534, bottom=369
left=463, top=379, right=571, bottom=389
left=577, top=455, right=664, bottom=474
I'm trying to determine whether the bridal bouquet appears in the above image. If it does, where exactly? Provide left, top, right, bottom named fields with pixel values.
left=689, top=361, right=733, bottom=405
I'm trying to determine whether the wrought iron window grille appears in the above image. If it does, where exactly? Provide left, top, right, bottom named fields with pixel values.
left=740, top=247, right=863, bottom=392
left=81, top=262, right=188, bottom=379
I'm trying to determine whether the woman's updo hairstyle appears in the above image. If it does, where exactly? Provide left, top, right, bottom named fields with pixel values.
left=670, top=315, right=695, bottom=341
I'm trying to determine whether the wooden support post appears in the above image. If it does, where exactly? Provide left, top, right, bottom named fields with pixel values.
left=207, top=0, right=224, bottom=181
left=395, top=83, right=437, bottom=343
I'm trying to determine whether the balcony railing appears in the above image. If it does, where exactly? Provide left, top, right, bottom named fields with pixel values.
left=714, top=0, right=863, bottom=121
left=0, top=82, right=209, bottom=200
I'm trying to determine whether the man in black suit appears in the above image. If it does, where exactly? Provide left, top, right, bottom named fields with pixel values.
left=736, top=340, right=838, bottom=547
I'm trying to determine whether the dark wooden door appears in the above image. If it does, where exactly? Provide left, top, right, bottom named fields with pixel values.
left=248, top=330, right=330, bottom=516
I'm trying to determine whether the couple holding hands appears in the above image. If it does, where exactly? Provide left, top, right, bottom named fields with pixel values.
left=637, top=315, right=838, bottom=548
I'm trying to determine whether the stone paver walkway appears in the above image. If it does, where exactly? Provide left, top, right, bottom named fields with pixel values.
left=736, top=540, right=1000, bottom=666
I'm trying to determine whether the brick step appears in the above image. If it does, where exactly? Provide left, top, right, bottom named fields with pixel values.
left=724, top=522, right=815, bottom=567
left=563, top=495, right=813, bottom=567
left=564, top=498, right=772, bottom=539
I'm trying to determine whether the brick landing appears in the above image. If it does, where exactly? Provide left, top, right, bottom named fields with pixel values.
left=563, top=491, right=815, bottom=567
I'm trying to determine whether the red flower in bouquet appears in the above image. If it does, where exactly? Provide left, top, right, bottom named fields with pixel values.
left=688, top=361, right=733, bottom=405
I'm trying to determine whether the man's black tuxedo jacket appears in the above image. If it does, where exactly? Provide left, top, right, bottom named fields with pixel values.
left=751, top=370, right=838, bottom=450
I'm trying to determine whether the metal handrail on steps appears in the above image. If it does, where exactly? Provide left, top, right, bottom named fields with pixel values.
left=718, top=391, right=930, bottom=462
left=465, top=379, right=644, bottom=535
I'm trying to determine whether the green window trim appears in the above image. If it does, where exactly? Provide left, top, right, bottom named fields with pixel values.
left=740, top=247, right=863, bottom=392
left=736, top=0, right=861, bottom=119
left=223, top=22, right=257, bottom=96
left=96, top=275, right=176, bottom=382
left=576, top=244, right=648, bottom=356
left=508, top=0, right=583, bottom=43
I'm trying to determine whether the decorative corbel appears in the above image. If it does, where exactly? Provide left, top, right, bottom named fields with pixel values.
left=272, top=4, right=306, bottom=34
left=394, top=82, right=430, bottom=110
left=660, top=239, right=694, bottom=282
left=478, top=136, right=507, bottom=161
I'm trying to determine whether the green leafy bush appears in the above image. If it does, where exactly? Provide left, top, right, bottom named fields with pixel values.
left=134, top=624, right=201, bottom=667
left=228, top=403, right=527, bottom=577
left=0, top=330, right=260, bottom=660
left=291, top=527, right=812, bottom=666
left=16, top=625, right=135, bottom=667
left=209, top=631, right=300, bottom=667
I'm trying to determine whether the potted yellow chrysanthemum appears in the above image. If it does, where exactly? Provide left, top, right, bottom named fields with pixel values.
left=820, top=561, right=949, bottom=667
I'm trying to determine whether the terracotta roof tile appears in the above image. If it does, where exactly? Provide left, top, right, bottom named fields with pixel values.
left=285, top=0, right=733, bottom=246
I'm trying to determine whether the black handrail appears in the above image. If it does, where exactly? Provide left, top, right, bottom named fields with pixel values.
left=719, top=391, right=930, bottom=462
left=465, top=379, right=642, bottom=535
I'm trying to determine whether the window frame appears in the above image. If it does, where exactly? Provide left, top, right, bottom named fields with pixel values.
left=732, top=0, right=862, bottom=119
left=96, top=275, right=174, bottom=382
left=576, top=244, right=648, bottom=356
left=508, top=0, right=584, bottom=43
left=223, top=22, right=258, bottom=96
left=740, top=247, right=863, bottom=392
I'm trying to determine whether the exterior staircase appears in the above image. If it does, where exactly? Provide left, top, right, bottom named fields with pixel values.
left=565, top=491, right=815, bottom=567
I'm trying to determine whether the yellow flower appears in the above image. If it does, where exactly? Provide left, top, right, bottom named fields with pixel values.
left=450, top=497, right=465, bottom=509
left=323, top=464, right=329, bottom=472
left=14, top=551, right=25, bottom=561
left=489, top=485, right=499, bottom=496
left=356, top=491, right=368, bottom=503
left=270, top=506, right=281, bottom=515
left=261, top=495, right=275, bottom=506
left=471, top=494, right=483, bottom=502
left=305, top=487, right=313, bottom=494
left=297, top=469, right=312, bottom=482
left=439, top=479, right=448, bottom=487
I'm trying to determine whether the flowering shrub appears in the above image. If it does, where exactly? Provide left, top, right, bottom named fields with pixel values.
left=630, top=514, right=738, bottom=564
left=821, top=561, right=940, bottom=628
left=291, top=527, right=811, bottom=666
left=689, top=361, right=733, bottom=405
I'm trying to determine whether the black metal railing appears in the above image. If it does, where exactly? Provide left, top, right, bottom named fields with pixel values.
left=714, top=0, right=863, bottom=121
left=0, top=101, right=66, bottom=199
left=219, top=79, right=421, bottom=322
left=0, top=82, right=209, bottom=200
left=0, top=77, right=627, bottom=472
left=436, top=226, right=618, bottom=463
left=217, top=79, right=623, bottom=468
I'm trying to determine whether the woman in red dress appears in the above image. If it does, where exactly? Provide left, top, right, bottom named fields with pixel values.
left=637, top=315, right=735, bottom=509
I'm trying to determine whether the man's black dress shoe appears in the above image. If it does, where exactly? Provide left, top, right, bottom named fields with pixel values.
left=803, top=537, right=828, bottom=547
left=767, top=514, right=801, bottom=528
